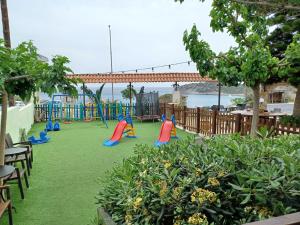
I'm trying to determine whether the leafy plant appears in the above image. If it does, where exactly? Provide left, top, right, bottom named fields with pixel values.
left=231, top=97, right=246, bottom=106
left=121, top=84, right=137, bottom=100
left=280, top=115, right=300, bottom=126
left=97, top=135, right=300, bottom=225
left=19, top=128, right=26, bottom=142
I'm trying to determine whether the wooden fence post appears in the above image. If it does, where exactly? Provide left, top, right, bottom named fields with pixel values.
left=212, top=109, right=217, bottom=135
left=197, top=107, right=201, bottom=134
left=235, top=113, right=242, bottom=133
left=183, top=106, right=187, bottom=129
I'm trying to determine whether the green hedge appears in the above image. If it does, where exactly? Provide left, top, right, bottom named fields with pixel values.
left=97, top=135, right=300, bottom=225
left=280, top=115, right=300, bottom=126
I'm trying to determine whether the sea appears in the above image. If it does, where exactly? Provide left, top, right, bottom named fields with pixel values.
left=39, top=85, right=243, bottom=108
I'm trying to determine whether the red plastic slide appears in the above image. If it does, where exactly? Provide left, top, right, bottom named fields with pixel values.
left=103, top=120, right=128, bottom=146
left=157, top=120, right=173, bottom=144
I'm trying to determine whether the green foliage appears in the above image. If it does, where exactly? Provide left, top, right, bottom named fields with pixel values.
left=97, top=135, right=300, bottom=225
left=180, top=0, right=284, bottom=90
left=280, top=115, right=300, bottom=126
left=139, top=86, right=145, bottom=94
left=0, top=39, right=79, bottom=100
left=231, top=97, right=246, bottom=105
left=284, top=34, right=300, bottom=87
left=121, top=84, right=137, bottom=100
left=81, top=83, right=105, bottom=104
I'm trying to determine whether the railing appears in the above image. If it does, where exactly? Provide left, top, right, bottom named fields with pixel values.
left=159, top=103, right=300, bottom=136
left=35, top=103, right=136, bottom=122
left=34, top=102, right=300, bottom=136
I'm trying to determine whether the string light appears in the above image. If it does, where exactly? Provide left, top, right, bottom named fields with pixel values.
left=103, top=60, right=192, bottom=74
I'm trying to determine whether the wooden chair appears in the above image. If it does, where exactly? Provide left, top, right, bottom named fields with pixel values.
left=3, top=156, right=29, bottom=199
left=0, top=185, right=13, bottom=225
left=4, top=166, right=29, bottom=200
left=5, top=134, right=33, bottom=174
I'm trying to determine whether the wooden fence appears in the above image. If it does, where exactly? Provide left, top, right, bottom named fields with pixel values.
left=159, top=103, right=300, bottom=136
left=34, top=103, right=300, bottom=136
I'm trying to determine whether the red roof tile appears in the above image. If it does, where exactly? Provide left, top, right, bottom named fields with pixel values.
left=67, top=72, right=216, bottom=83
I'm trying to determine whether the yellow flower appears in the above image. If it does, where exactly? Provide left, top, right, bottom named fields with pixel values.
left=159, top=181, right=168, bottom=197
left=164, top=161, right=172, bottom=169
left=173, top=216, right=183, bottom=225
left=125, top=213, right=133, bottom=225
left=187, top=213, right=208, bottom=225
left=258, top=207, right=271, bottom=218
left=191, top=188, right=217, bottom=205
left=208, top=177, right=220, bottom=186
left=195, top=168, right=202, bottom=176
left=217, top=170, right=226, bottom=177
left=133, top=197, right=143, bottom=210
left=172, top=187, right=182, bottom=200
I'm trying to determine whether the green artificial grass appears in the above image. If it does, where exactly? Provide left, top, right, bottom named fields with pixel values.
left=2, top=120, right=192, bottom=225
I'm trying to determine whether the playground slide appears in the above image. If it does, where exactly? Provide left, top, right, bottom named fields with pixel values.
left=103, top=120, right=128, bottom=146
left=155, top=120, right=173, bottom=147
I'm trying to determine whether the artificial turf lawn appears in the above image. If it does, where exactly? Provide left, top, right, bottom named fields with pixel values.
left=2, top=120, right=192, bottom=225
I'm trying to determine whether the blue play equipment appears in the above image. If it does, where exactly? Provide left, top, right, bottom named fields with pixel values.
left=28, top=131, right=50, bottom=145
left=48, top=93, right=108, bottom=128
left=46, top=121, right=60, bottom=131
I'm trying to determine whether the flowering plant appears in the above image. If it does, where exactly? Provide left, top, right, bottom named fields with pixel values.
left=97, top=134, right=300, bottom=225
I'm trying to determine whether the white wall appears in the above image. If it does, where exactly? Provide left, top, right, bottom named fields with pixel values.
left=0, top=103, right=35, bottom=142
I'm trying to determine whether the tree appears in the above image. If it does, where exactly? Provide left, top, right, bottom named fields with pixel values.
left=178, top=0, right=282, bottom=136
left=121, top=84, right=137, bottom=101
left=139, top=86, right=145, bottom=94
left=285, top=34, right=300, bottom=116
left=0, top=39, right=79, bottom=166
left=265, top=9, right=300, bottom=116
left=81, top=83, right=105, bottom=104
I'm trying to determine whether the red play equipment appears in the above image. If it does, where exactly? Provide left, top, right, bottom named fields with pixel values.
left=155, top=114, right=177, bottom=147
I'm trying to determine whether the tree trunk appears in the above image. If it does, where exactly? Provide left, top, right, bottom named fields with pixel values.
left=1, top=0, right=11, bottom=48
left=250, top=83, right=260, bottom=137
left=0, top=90, right=8, bottom=166
left=293, top=85, right=300, bottom=117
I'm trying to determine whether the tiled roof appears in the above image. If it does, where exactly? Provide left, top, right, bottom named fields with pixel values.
left=67, top=72, right=216, bottom=83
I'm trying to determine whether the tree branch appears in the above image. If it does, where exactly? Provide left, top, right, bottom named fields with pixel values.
left=234, top=0, right=300, bottom=11
left=5, top=75, right=31, bottom=82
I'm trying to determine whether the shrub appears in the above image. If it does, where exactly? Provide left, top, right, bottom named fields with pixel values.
left=97, top=135, right=300, bottom=225
left=280, top=115, right=300, bottom=126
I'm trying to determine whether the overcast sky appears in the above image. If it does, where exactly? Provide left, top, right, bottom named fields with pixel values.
left=1, top=0, right=236, bottom=75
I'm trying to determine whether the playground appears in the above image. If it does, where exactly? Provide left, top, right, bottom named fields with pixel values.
left=2, top=120, right=192, bottom=225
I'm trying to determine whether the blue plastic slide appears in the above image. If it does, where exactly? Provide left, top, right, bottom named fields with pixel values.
left=28, top=131, right=50, bottom=145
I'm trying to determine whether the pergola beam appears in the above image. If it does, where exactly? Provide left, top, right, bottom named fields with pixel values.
left=67, top=72, right=217, bottom=83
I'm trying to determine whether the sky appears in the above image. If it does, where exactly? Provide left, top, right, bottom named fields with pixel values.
left=1, top=0, right=236, bottom=88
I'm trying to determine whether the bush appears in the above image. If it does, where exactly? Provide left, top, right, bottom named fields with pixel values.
left=97, top=135, right=300, bottom=225
left=280, top=115, right=300, bottom=126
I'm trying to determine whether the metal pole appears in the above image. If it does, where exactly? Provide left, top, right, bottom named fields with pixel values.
left=108, top=25, right=114, bottom=102
left=129, top=82, right=132, bottom=107
left=83, top=83, right=86, bottom=120
left=217, top=82, right=221, bottom=111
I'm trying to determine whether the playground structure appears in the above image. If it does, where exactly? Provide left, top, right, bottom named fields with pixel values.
left=28, top=131, right=50, bottom=145
left=35, top=101, right=134, bottom=123
left=155, top=114, right=177, bottom=147
left=103, top=114, right=136, bottom=146
left=136, top=92, right=160, bottom=121
left=43, top=93, right=108, bottom=128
